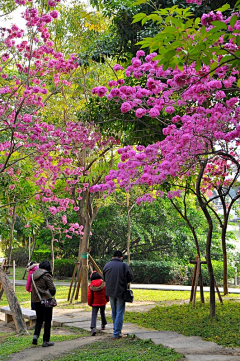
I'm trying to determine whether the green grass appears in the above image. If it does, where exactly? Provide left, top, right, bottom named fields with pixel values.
left=125, top=299, right=240, bottom=348
left=47, top=338, right=184, bottom=361
left=0, top=327, right=89, bottom=361
left=0, top=286, right=204, bottom=308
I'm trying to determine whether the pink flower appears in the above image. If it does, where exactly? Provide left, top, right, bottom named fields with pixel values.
left=74, top=206, right=79, bottom=211
left=9, top=185, right=15, bottom=190
left=48, top=0, right=57, bottom=5
left=113, top=64, right=123, bottom=71
left=165, top=106, right=175, bottom=114
left=121, top=102, right=132, bottom=113
left=62, top=215, right=67, bottom=225
left=50, top=10, right=59, bottom=18
left=149, top=107, right=160, bottom=118
left=135, top=108, right=147, bottom=118
left=136, top=50, right=145, bottom=58
left=15, top=0, right=26, bottom=4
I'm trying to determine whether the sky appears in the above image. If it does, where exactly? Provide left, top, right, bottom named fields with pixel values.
left=1, top=0, right=93, bottom=29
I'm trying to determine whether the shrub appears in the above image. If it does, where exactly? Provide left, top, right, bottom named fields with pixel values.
left=129, top=260, right=180, bottom=284
left=32, top=250, right=52, bottom=263
left=54, top=259, right=75, bottom=279
left=8, top=247, right=29, bottom=267
left=185, top=260, right=235, bottom=286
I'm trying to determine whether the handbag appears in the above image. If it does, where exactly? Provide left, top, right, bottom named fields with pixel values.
left=124, top=288, right=134, bottom=303
left=43, top=298, right=57, bottom=307
left=31, top=274, right=57, bottom=308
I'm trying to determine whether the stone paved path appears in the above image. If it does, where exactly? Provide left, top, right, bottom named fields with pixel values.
left=3, top=308, right=240, bottom=361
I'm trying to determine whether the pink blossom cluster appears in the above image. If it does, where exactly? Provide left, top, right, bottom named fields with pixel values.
left=186, top=0, right=202, bottom=4
left=0, top=1, right=116, bottom=240
left=89, top=10, right=240, bottom=202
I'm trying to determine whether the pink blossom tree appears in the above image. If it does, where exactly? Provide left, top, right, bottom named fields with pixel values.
left=0, top=0, right=93, bottom=332
left=89, top=7, right=240, bottom=316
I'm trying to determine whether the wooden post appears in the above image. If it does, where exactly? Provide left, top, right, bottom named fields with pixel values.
left=13, top=260, right=15, bottom=292
left=74, top=267, right=82, bottom=300
left=192, top=257, right=200, bottom=307
left=190, top=262, right=197, bottom=302
left=214, top=278, right=223, bottom=304
left=67, top=262, right=79, bottom=302
left=190, top=256, right=207, bottom=307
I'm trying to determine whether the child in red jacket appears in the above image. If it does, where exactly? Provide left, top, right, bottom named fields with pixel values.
left=88, top=271, right=109, bottom=336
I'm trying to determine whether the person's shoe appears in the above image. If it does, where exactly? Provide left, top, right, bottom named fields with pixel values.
left=101, top=325, right=105, bottom=330
left=42, top=341, right=54, bottom=347
left=91, top=328, right=96, bottom=336
left=32, top=335, right=38, bottom=345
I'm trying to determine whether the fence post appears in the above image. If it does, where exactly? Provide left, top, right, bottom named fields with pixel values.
left=235, top=267, right=238, bottom=286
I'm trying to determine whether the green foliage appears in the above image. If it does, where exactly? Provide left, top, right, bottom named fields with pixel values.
left=125, top=300, right=240, bottom=348
left=86, top=0, right=236, bottom=61
left=9, top=247, right=29, bottom=267
left=130, top=260, right=180, bottom=283
left=54, top=259, right=75, bottom=278
left=46, top=338, right=183, bottom=361
left=133, top=2, right=240, bottom=73
left=84, top=81, right=166, bottom=146
left=186, top=261, right=235, bottom=286
left=90, top=194, right=224, bottom=263
left=32, top=249, right=52, bottom=263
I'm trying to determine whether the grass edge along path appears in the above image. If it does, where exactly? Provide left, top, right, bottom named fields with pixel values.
left=0, top=327, right=89, bottom=361
left=45, top=338, right=185, bottom=361
left=125, top=300, right=240, bottom=348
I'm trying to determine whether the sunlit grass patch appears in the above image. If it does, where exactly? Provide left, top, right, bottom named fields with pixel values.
left=47, top=338, right=184, bottom=361
left=125, top=300, right=240, bottom=348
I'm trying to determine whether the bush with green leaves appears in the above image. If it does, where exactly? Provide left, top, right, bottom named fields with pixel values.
left=8, top=247, right=29, bottom=267
left=54, top=259, right=75, bottom=279
left=185, top=260, right=235, bottom=286
left=32, top=250, right=52, bottom=263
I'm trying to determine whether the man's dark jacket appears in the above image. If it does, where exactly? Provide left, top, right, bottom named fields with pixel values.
left=103, top=258, right=134, bottom=298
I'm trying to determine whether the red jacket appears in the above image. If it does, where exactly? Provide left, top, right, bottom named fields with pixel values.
left=88, top=279, right=109, bottom=307
left=26, top=264, right=39, bottom=292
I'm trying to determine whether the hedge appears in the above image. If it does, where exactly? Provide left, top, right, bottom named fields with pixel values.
left=32, top=250, right=52, bottom=263
left=54, top=259, right=75, bottom=279
left=9, top=247, right=29, bottom=267
left=7, top=250, right=235, bottom=286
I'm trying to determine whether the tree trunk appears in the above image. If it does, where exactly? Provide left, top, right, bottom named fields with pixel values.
left=0, top=267, right=28, bottom=334
left=22, top=233, right=37, bottom=280
left=222, top=223, right=228, bottom=295
left=170, top=197, right=201, bottom=257
left=8, top=205, right=16, bottom=265
left=51, top=231, right=55, bottom=275
left=80, top=219, right=91, bottom=303
left=127, top=194, right=131, bottom=265
left=196, top=161, right=215, bottom=317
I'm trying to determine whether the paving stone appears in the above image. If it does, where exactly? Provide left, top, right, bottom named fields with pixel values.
left=186, top=356, right=240, bottom=361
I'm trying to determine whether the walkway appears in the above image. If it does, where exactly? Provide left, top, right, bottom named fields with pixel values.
left=5, top=308, right=240, bottom=361
left=13, top=280, right=240, bottom=294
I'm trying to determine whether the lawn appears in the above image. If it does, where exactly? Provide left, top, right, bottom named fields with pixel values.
left=47, top=338, right=184, bottom=361
left=0, top=327, right=89, bottom=361
left=125, top=299, right=240, bottom=348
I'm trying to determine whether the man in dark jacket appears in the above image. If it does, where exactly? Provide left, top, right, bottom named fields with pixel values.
left=103, top=250, right=133, bottom=339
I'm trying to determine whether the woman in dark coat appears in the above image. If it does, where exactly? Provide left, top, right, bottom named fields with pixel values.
left=31, top=260, right=56, bottom=347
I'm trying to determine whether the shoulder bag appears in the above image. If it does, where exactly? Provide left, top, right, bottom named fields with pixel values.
left=123, top=263, right=134, bottom=303
left=31, top=274, right=57, bottom=308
